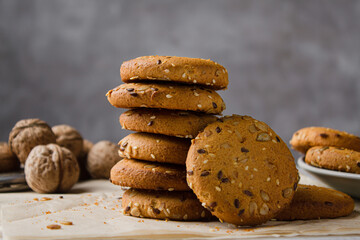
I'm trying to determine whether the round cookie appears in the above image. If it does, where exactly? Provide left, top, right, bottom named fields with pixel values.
left=0, top=142, right=20, bottom=173
left=120, top=56, right=228, bottom=90
left=186, top=115, right=299, bottom=226
left=122, top=188, right=212, bottom=221
left=276, top=185, right=354, bottom=220
left=290, top=127, right=360, bottom=154
left=110, top=158, right=190, bottom=191
left=119, top=109, right=217, bottom=138
left=106, top=83, right=225, bottom=114
left=305, top=146, right=360, bottom=174
left=118, top=133, right=190, bottom=165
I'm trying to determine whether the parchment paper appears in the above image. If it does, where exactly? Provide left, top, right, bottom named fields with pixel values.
left=1, top=174, right=359, bottom=240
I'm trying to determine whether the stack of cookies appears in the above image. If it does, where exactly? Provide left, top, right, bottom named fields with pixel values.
left=290, top=127, right=360, bottom=174
left=106, top=56, right=228, bottom=221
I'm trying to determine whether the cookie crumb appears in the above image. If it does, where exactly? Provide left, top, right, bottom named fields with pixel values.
left=40, top=197, right=52, bottom=201
left=47, top=224, right=61, bottom=230
left=59, top=221, right=73, bottom=225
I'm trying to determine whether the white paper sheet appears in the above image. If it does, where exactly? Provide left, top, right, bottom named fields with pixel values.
left=1, top=176, right=359, bottom=240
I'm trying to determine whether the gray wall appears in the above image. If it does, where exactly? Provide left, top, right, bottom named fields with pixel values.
left=1, top=0, right=359, bottom=157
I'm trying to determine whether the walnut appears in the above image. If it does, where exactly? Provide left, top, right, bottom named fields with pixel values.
left=52, top=124, right=83, bottom=158
left=8, top=119, right=56, bottom=164
left=86, top=141, right=121, bottom=179
left=83, top=139, right=94, bottom=155
left=25, top=144, right=79, bottom=193
left=78, top=139, right=94, bottom=180
left=0, top=142, right=20, bottom=173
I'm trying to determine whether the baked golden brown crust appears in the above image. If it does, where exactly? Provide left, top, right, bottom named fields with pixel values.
left=305, top=146, right=360, bottom=174
left=106, top=83, right=226, bottom=114
left=120, top=56, right=228, bottom=90
left=8, top=119, right=56, bottom=164
left=52, top=124, right=83, bottom=158
left=122, top=188, right=212, bottom=221
left=0, top=142, right=20, bottom=173
left=275, top=185, right=354, bottom=220
left=290, top=127, right=360, bottom=154
left=118, top=133, right=190, bottom=165
left=186, top=115, right=299, bottom=226
left=119, top=109, right=217, bottom=138
left=110, top=158, right=190, bottom=191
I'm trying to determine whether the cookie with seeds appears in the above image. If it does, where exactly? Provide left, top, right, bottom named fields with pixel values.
left=122, top=188, right=212, bottom=221
left=121, top=56, right=228, bottom=90
left=106, top=83, right=225, bottom=114
left=290, top=127, right=360, bottom=154
left=119, top=109, right=217, bottom=138
left=118, top=133, right=190, bottom=165
left=186, top=115, right=299, bottom=226
left=110, top=158, right=190, bottom=191
left=276, top=185, right=354, bottom=220
left=305, top=146, right=360, bottom=174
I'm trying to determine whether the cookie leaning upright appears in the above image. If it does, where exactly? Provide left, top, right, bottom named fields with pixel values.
left=120, top=56, right=228, bottom=90
left=186, top=115, right=299, bottom=226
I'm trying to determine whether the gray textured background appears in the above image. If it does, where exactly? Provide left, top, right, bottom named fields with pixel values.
left=1, top=0, right=359, bottom=157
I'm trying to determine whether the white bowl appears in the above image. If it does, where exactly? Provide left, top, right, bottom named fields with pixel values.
left=297, top=157, right=360, bottom=199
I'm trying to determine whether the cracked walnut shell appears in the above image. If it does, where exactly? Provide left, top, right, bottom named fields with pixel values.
left=25, top=144, right=80, bottom=193
left=8, top=119, right=56, bottom=164
left=86, top=141, right=122, bottom=179
left=52, top=124, right=83, bottom=158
